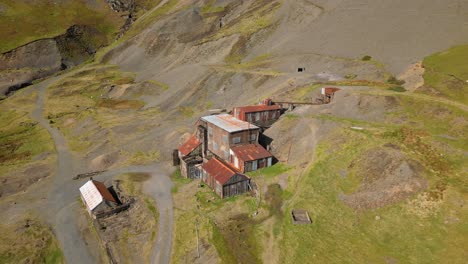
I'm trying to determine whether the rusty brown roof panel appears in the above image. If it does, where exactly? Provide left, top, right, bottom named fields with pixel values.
left=201, top=114, right=259, bottom=133
left=92, top=180, right=117, bottom=203
left=231, top=143, right=272, bottom=162
left=202, top=157, right=240, bottom=185
left=233, top=104, right=281, bottom=113
left=178, top=135, right=201, bottom=156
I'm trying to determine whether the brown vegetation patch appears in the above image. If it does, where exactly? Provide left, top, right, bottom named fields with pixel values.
left=343, top=147, right=428, bottom=210
left=265, top=183, right=283, bottom=217
left=217, top=213, right=262, bottom=264
left=0, top=217, right=62, bottom=263
left=0, top=164, right=51, bottom=198
left=90, top=151, right=120, bottom=171
left=95, top=178, right=157, bottom=263
left=97, top=99, right=145, bottom=110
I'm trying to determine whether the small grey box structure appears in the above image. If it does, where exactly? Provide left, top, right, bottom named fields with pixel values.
left=292, top=209, right=312, bottom=224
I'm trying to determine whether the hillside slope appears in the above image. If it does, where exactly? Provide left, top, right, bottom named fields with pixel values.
left=0, top=0, right=467, bottom=263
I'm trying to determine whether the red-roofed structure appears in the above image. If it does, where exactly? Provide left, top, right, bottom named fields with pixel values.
left=202, top=158, right=250, bottom=198
left=178, top=135, right=201, bottom=156
left=233, top=103, right=281, bottom=128
left=230, top=143, right=273, bottom=172
left=178, top=135, right=203, bottom=178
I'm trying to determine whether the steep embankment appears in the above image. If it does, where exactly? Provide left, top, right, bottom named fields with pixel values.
left=0, top=0, right=162, bottom=96
left=0, top=25, right=111, bottom=96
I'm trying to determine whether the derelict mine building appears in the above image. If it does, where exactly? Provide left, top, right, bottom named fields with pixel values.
left=233, top=99, right=282, bottom=128
left=199, top=114, right=261, bottom=161
left=177, top=135, right=203, bottom=179
left=201, top=157, right=251, bottom=199
left=79, top=179, right=119, bottom=218
left=177, top=110, right=277, bottom=198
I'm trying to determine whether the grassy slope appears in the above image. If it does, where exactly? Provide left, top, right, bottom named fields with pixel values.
left=0, top=218, right=64, bottom=264
left=0, top=89, right=54, bottom=176
left=0, top=0, right=124, bottom=53
left=279, top=126, right=467, bottom=263
left=275, top=47, right=468, bottom=263
left=114, top=173, right=159, bottom=262
left=422, top=45, right=468, bottom=104
left=43, top=64, right=165, bottom=164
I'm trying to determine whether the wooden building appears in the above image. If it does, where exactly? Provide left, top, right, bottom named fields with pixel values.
left=199, top=114, right=260, bottom=161
left=230, top=143, right=273, bottom=172
left=233, top=100, right=281, bottom=128
left=321, top=87, right=340, bottom=103
left=79, top=179, right=118, bottom=218
left=178, top=135, right=203, bottom=178
left=202, top=157, right=251, bottom=198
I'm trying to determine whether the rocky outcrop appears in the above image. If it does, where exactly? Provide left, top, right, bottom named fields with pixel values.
left=106, top=0, right=135, bottom=12
left=0, top=39, right=62, bottom=71
left=0, top=25, right=108, bottom=96
left=56, top=25, right=107, bottom=68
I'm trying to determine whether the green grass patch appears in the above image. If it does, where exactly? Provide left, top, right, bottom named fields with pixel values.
left=148, top=79, right=170, bottom=90
left=396, top=96, right=468, bottom=149
left=387, top=76, right=405, bottom=86
left=0, top=217, right=64, bottom=264
left=278, top=124, right=468, bottom=263
left=210, top=222, right=237, bottom=264
left=422, top=44, right=468, bottom=104
left=201, top=0, right=226, bottom=15
left=0, top=91, right=54, bottom=175
left=125, top=150, right=160, bottom=165
left=97, top=99, right=145, bottom=110
left=0, top=0, right=124, bottom=53
left=178, top=106, right=195, bottom=117
left=170, top=168, right=192, bottom=193
left=121, top=0, right=178, bottom=41
left=388, top=86, right=406, bottom=92
left=248, top=163, right=291, bottom=178
left=206, top=1, right=280, bottom=43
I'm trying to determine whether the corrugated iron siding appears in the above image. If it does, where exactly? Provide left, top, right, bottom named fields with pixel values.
left=207, top=122, right=259, bottom=160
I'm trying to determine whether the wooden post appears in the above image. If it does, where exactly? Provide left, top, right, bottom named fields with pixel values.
left=195, top=219, right=200, bottom=258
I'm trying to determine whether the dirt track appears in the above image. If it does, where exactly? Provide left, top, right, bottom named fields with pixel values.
left=30, top=75, right=97, bottom=263
left=29, top=74, right=175, bottom=264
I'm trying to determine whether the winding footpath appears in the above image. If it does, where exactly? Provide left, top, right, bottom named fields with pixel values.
left=29, top=76, right=174, bottom=264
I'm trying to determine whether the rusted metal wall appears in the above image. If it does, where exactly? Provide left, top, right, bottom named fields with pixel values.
left=222, top=175, right=250, bottom=198
left=207, top=123, right=259, bottom=160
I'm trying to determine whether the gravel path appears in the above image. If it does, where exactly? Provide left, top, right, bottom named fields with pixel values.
left=30, top=76, right=97, bottom=264
left=30, top=75, right=175, bottom=264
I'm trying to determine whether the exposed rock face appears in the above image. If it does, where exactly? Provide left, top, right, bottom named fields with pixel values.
left=0, top=25, right=107, bottom=96
left=55, top=25, right=107, bottom=68
left=0, top=39, right=62, bottom=96
left=106, top=0, right=135, bottom=12
left=0, top=39, right=62, bottom=71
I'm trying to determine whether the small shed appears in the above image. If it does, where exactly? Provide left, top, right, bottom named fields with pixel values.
left=321, top=87, right=341, bottom=103
left=202, top=158, right=250, bottom=198
left=79, top=179, right=118, bottom=218
left=178, top=135, right=203, bottom=178
left=230, top=143, right=273, bottom=172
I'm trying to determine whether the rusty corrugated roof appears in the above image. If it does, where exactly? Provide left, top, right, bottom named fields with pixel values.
left=233, top=104, right=281, bottom=113
left=202, top=157, right=240, bottom=185
left=201, top=114, right=259, bottom=133
left=178, top=135, right=201, bottom=156
left=231, top=143, right=272, bottom=162
left=324, top=87, right=341, bottom=95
